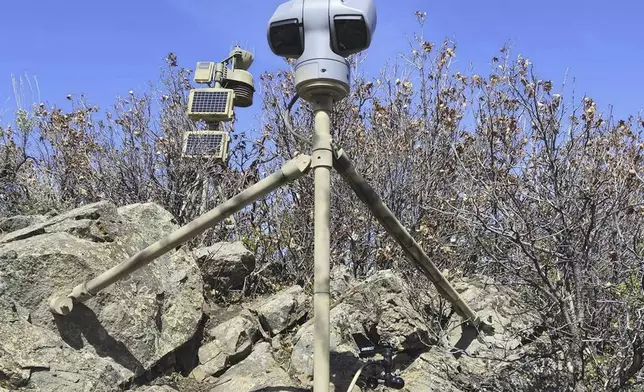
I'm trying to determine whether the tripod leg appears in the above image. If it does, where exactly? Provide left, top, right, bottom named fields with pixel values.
left=333, top=148, right=493, bottom=334
left=49, top=154, right=313, bottom=315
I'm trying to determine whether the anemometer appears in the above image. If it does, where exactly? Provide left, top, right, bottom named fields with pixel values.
left=50, top=2, right=494, bottom=392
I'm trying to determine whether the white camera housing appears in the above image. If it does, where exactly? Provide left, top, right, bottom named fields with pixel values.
left=268, top=0, right=377, bottom=102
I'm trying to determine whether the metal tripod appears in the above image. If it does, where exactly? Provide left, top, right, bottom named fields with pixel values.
left=49, top=96, right=492, bottom=392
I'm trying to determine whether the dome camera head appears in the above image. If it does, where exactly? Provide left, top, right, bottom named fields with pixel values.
left=267, top=0, right=377, bottom=102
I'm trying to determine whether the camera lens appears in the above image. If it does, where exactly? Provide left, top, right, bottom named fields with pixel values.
left=333, top=15, right=368, bottom=56
left=269, top=19, right=304, bottom=57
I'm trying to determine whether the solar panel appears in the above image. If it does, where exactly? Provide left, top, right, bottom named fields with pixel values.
left=191, top=91, right=228, bottom=113
left=181, top=131, right=230, bottom=161
left=187, top=88, right=234, bottom=122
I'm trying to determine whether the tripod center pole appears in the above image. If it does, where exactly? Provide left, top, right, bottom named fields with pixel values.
left=312, top=95, right=334, bottom=392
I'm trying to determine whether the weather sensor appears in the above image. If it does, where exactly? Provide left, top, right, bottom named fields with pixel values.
left=182, top=46, right=256, bottom=161
left=192, top=46, right=256, bottom=108
left=194, top=62, right=215, bottom=84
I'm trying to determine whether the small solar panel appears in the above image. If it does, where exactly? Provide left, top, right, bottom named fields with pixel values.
left=182, top=131, right=230, bottom=161
left=187, top=88, right=234, bottom=122
left=191, top=91, right=228, bottom=113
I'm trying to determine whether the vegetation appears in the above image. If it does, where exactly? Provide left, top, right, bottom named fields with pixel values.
left=1, top=12, right=642, bottom=391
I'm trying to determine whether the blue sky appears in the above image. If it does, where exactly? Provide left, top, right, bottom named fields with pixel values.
left=0, top=0, right=642, bottom=130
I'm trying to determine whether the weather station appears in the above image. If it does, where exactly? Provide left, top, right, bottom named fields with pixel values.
left=48, top=1, right=494, bottom=391
left=183, top=45, right=256, bottom=213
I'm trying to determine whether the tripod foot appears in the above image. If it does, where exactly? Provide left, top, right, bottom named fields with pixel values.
left=49, top=295, right=74, bottom=315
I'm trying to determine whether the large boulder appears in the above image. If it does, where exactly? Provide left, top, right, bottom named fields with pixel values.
left=0, top=298, right=129, bottom=391
left=190, top=311, right=260, bottom=382
left=0, top=201, right=204, bottom=391
left=209, top=342, right=301, bottom=392
left=0, top=214, right=46, bottom=235
left=193, top=242, right=255, bottom=292
left=250, top=285, right=308, bottom=336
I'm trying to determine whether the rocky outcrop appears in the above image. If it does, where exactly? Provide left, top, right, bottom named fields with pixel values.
left=0, top=201, right=540, bottom=392
left=251, top=285, right=308, bottom=336
left=0, top=201, right=204, bottom=391
left=0, top=214, right=46, bottom=235
left=289, top=270, right=434, bottom=389
left=190, top=284, right=309, bottom=383
left=194, top=242, right=255, bottom=292
left=190, top=311, right=260, bottom=381
left=209, top=343, right=301, bottom=392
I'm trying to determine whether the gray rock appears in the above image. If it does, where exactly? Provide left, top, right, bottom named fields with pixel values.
left=190, top=311, right=260, bottom=381
left=0, top=297, right=125, bottom=392
left=0, top=201, right=204, bottom=391
left=330, top=263, right=354, bottom=300
left=0, top=201, right=122, bottom=245
left=396, top=276, right=541, bottom=391
left=0, top=214, right=46, bottom=235
left=209, top=343, right=299, bottom=392
left=193, top=242, right=255, bottom=291
left=251, top=285, right=308, bottom=336
left=291, top=271, right=533, bottom=391
left=397, top=349, right=464, bottom=392
left=139, top=386, right=179, bottom=392
left=290, top=302, right=363, bottom=382
left=446, top=277, right=539, bottom=357
left=289, top=270, right=432, bottom=389
left=335, top=270, right=432, bottom=351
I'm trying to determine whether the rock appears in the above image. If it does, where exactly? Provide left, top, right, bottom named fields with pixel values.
left=289, top=270, right=463, bottom=390
left=338, top=270, right=433, bottom=351
left=139, top=386, right=179, bottom=392
left=397, top=349, right=464, bottom=392
left=0, top=355, right=30, bottom=389
left=209, top=343, right=300, bottom=392
left=251, top=285, right=308, bottom=336
left=330, top=263, right=354, bottom=300
left=396, top=275, right=541, bottom=391
left=0, top=201, right=123, bottom=245
left=193, top=242, right=255, bottom=291
left=446, top=277, right=539, bottom=358
left=190, top=311, right=260, bottom=381
left=131, top=375, right=209, bottom=392
left=290, top=302, right=363, bottom=382
left=0, top=201, right=204, bottom=391
left=0, top=214, right=46, bottom=235
left=0, top=297, right=126, bottom=392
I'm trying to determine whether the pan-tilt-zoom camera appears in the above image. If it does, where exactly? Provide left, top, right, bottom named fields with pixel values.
left=267, top=0, right=377, bottom=102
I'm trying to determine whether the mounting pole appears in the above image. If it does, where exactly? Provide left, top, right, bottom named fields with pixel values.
left=311, top=96, right=334, bottom=392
